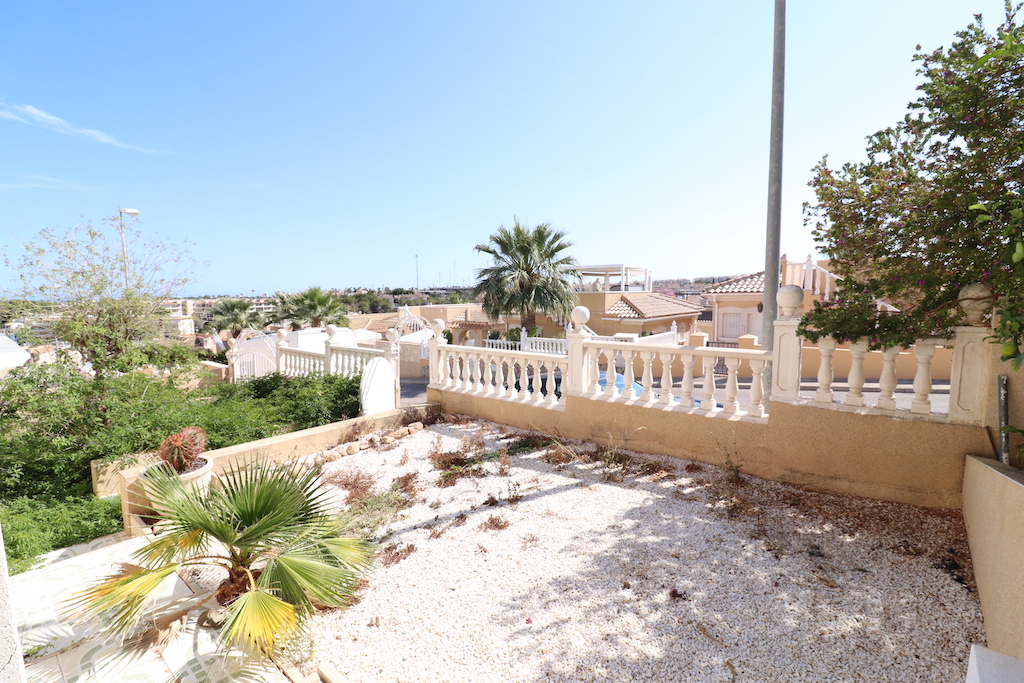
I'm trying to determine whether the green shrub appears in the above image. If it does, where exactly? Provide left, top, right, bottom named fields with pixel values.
left=236, top=373, right=361, bottom=430
left=0, top=496, right=123, bottom=574
left=0, top=365, right=362, bottom=571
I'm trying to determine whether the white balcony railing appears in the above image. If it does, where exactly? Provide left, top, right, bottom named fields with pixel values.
left=429, top=292, right=987, bottom=427
left=434, top=345, right=566, bottom=406
left=581, top=339, right=770, bottom=418
left=484, top=336, right=568, bottom=355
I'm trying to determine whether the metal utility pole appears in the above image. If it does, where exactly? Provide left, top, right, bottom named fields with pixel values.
left=761, top=0, right=785, bottom=401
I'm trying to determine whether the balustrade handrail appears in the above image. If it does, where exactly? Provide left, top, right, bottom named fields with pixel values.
left=280, top=347, right=323, bottom=359
left=449, top=344, right=568, bottom=363
left=583, top=338, right=768, bottom=360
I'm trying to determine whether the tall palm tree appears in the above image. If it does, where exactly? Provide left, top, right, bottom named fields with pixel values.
left=272, top=287, right=349, bottom=330
left=472, top=219, right=581, bottom=331
left=66, top=460, right=372, bottom=657
left=207, top=298, right=264, bottom=338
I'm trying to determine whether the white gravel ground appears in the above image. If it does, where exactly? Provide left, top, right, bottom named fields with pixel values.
left=300, top=418, right=983, bottom=683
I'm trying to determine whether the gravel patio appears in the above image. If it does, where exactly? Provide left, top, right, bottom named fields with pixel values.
left=293, top=417, right=983, bottom=683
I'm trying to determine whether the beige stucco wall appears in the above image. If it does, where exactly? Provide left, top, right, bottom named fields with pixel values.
left=428, top=389, right=991, bottom=508
left=962, top=455, right=1024, bottom=660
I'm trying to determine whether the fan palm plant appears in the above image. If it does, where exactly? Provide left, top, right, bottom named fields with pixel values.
left=473, top=218, right=581, bottom=331
left=66, top=460, right=371, bottom=656
left=207, top=298, right=265, bottom=338
left=271, top=287, right=349, bottom=330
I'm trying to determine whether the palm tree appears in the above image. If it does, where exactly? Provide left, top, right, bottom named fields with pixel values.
left=66, top=460, right=372, bottom=656
left=207, top=298, right=265, bottom=338
left=271, top=287, right=349, bottom=330
left=472, top=219, right=581, bottom=331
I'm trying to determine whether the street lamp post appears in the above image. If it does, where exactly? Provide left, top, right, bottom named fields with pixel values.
left=117, top=208, right=140, bottom=290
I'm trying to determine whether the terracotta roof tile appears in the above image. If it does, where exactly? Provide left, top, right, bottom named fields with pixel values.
left=364, top=315, right=399, bottom=333
left=704, top=272, right=770, bottom=295
left=605, top=293, right=703, bottom=319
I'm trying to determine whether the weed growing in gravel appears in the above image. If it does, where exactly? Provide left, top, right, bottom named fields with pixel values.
left=392, top=472, right=418, bottom=501
left=504, top=434, right=554, bottom=455
left=497, top=446, right=510, bottom=475
left=327, top=469, right=378, bottom=505
left=380, top=542, right=416, bottom=566
left=505, top=481, right=522, bottom=503
left=541, top=440, right=577, bottom=467
left=479, top=515, right=509, bottom=531
left=343, top=487, right=411, bottom=537
left=520, top=533, right=539, bottom=550
left=429, top=434, right=490, bottom=487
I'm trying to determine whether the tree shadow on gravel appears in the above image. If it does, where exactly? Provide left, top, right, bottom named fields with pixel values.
left=488, top=451, right=982, bottom=683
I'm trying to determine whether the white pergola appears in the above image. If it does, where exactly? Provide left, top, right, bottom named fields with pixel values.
left=575, top=264, right=652, bottom=293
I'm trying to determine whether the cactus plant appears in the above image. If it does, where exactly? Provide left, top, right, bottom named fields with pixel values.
left=157, top=426, right=208, bottom=474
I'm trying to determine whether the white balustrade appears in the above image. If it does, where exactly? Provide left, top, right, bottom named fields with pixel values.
left=523, top=337, right=568, bottom=355
left=428, top=305, right=984, bottom=428
left=484, top=337, right=568, bottom=354
left=278, top=344, right=385, bottom=379
left=581, top=339, right=769, bottom=419
left=798, top=336, right=952, bottom=418
left=434, top=344, right=566, bottom=404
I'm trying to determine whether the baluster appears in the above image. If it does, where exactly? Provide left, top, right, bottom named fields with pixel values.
left=722, top=357, right=740, bottom=413
left=679, top=352, right=694, bottom=408
left=701, top=354, right=716, bottom=410
left=659, top=351, right=674, bottom=405
left=483, top=353, right=494, bottom=395
left=748, top=358, right=766, bottom=417
left=471, top=351, right=481, bottom=391
left=845, top=339, right=868, bottom=407
left=491, top=357, right=501, bottom=396
left=497, top=359, right=508, bottom=397
left=622, top=348, right=637, bottom=400
left=535, top=358, right=546, bottom=403
left=509, top=360, right=521, bottom=399
left=477, top=351, right=486, bottom=392
left=639, top=351, right=655, bottom=402
left=525, top=359, right=536, bottom=400
left=816, top=336, right=837, bottom=402
left=603, top=349, right=618, bottom=398
left=877, top=347, right=900, bottom=410
left=911, top=342, right=936, bottom=414
left=546, top=359, right=559, bottom=405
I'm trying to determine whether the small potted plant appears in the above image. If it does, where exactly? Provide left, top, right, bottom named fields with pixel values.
left=157, top=426, right=209, bottom=476
left=141, top=427, right=215, bottom=513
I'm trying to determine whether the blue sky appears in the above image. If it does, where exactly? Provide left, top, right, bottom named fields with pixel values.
left=0, top=1, right=1012, bottom=297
